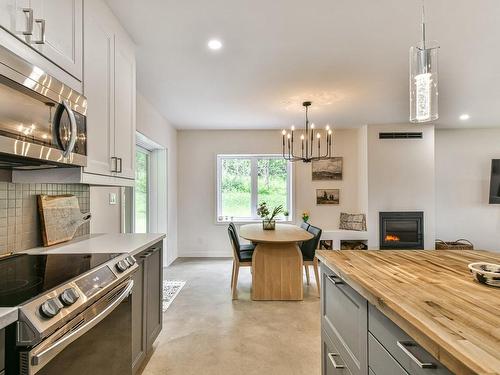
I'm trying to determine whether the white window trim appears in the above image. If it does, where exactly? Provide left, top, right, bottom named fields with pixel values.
left=216, top=154, right=293, bottom=224
left=134, top=145, right=152, bottom=233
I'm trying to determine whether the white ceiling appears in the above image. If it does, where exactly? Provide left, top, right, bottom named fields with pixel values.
left=105, top=0, right=500, bottom=129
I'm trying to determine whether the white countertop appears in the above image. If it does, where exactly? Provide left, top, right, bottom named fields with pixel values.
left=26, top=233, right=166, bottom=256
left=0, top=233, right=165, bottom=329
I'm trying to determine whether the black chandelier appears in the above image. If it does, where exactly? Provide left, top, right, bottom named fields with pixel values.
left=281, top=101, right=333, bottom=163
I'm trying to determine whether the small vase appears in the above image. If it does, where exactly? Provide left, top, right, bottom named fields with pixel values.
left=262, top=219, right=276, bottom=230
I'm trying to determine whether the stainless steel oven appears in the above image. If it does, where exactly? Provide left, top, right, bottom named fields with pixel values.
left=20, top=280, right=134, bottom=375
left=3, top=253, right=138, bottom=375
left=0, top=45, right=87, bottom=169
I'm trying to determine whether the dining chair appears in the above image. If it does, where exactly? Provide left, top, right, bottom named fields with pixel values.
left=299, top=224, right=322, bottom=295
left=228, top=224, right=253, bottom=299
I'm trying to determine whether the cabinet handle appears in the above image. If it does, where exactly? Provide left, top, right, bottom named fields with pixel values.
left=117, top=157, right=122, bottom=173
left=149, top=247, right=160, bottom=252
left=61, top=100, right=78, bottom=157
left=397, top=341, right=436, bottom=369
left=22, top=8, right=33, bottom=35
left=33, top=19, right=46, bottom=44
left=326, top=275, right=344, bottom=285
left=327, top=353, right=345, bottom=369
left=111, top=157, right=118, bottom=172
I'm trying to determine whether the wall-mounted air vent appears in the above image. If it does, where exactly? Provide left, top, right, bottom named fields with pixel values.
left=379, top=132, right=423, bottom=139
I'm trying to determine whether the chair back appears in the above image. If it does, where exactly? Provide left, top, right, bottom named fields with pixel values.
left=300, top=224, right=322, bottom=260
left=228, top=224, right=242, bottom=261
left=300, top=222, right=310, bottom=231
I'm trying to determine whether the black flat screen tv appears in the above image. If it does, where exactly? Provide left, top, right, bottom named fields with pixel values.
left=489, top=159, right=500, bottom=204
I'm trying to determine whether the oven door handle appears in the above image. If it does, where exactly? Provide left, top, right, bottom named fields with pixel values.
left=61, top=99, right=78, bottom=158
left=31, top=280, right=134, bottom=368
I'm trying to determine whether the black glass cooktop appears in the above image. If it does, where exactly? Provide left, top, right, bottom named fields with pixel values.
left=0, top=253, right=121, bottom=307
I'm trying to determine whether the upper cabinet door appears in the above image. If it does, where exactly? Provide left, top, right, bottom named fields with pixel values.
left=29, top=0, right=83, bottom=80
left=114, top=35, right=136, bottom=180
left=0, top=0, right=31, bottom=38
left=83, top=0, right=115, bottom=177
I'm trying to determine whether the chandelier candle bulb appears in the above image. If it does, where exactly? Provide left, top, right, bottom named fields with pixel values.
left=301, top=134, right=305, bottom=158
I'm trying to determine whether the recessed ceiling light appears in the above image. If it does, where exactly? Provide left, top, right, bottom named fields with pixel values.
left=459, top=114, right=470, bottom=121
left=207, top=39, right=223, bottom=50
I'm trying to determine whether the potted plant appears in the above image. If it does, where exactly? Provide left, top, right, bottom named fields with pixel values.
left=302, top=211, right=310, bottom=223
left=257, top=202, right=283, bottom=230
left=283, top=210, right=289, bottom=221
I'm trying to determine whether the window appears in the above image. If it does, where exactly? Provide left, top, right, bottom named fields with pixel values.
left=217, top=155, right=292, bottom=222
left=135, top=147, right=150, bottom=233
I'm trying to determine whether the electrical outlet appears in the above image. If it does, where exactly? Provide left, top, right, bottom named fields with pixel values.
left=109, top=192, right=117, bottom=205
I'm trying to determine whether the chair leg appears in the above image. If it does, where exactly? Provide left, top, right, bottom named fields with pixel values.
left=304, top=264, right=310, bottom=285
left=232, top=263, right=240, bottom=300
left=313, top=257, right=320, bottom=296
left=230, top=260, right=235, bottom=287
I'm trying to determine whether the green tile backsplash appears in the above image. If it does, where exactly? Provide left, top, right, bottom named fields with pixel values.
left=0, top=183, right=90, bottom=255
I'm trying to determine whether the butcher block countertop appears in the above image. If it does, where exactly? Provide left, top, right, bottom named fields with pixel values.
left=315, top=250, right=500, bottom=375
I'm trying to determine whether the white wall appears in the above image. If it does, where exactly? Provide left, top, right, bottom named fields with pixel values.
left=177, top=129, right=362, bottom=257
left=136, top=93, right=178, bottom=266
left=366, top=124, right=435, bottom=249
left=435, top=128, right=500, bottom=252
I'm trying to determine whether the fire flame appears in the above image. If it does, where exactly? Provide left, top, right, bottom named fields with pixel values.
left=385, top=234, right=400, bottom=242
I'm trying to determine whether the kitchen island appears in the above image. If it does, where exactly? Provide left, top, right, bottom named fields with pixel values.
left=316, top=250, right=500, bottom=375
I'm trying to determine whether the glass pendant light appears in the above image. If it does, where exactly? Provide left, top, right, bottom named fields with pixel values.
left=409, top=0, right=439, bottom=123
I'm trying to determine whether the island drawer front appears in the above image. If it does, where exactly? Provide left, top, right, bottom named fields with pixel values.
left=321, top=265, right=367, bottom=375
left=368, top=305, right=452, bottom=375
left=369, top=333, right=409, bottom=375
left=322, top=330, right=353, bottom=375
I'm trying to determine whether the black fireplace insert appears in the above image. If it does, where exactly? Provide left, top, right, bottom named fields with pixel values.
left=379, top=212, right=424, bottom=249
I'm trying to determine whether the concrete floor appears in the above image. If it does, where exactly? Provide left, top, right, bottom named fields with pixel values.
left=142, top=258, right=321, bottom=375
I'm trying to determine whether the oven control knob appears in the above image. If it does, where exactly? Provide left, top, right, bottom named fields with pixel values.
left=39, top=298, right=63, bottom=319
left=125, top=256, right=136, bottom=266
left=115, top=260, right=129, bottom=273
left=59, top=288, right=80, bottom=306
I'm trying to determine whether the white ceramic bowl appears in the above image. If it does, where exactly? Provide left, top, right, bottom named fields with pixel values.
left=468, top=262, right=500, bottom=287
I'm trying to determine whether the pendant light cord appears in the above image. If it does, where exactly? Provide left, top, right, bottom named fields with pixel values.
left=421, top=0, right=426, bottom=49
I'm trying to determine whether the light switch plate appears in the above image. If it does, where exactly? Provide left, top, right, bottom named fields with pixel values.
left=109, top=192, right=117, bottom=205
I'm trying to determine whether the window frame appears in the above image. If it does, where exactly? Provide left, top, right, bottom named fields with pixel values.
left=216, top=154, right=293, bottom=223
left=134, top=145, right=152, bottom=233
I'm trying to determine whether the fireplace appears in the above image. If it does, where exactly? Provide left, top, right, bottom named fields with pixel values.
left=379, top=212, right=424, bottom=249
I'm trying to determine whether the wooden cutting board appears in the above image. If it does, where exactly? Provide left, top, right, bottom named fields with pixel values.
left=38, top=194, right=92, bottom=246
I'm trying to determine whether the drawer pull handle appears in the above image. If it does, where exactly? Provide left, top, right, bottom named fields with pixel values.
left=397, top=341, right=436, bottom=369
left=327, top=353, right=345, bottom=369
left=327, top=275, right=344, bottom=285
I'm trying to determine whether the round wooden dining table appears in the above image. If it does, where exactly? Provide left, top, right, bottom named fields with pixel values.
left=239, top=223, right=313, bottom=301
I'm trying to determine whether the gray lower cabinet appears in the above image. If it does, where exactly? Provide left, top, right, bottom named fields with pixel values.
left=145, top=246, right=162, bottom=349
left=368, top=305, right=452, bottom=375
left=321, top=264, right=367, bottom=375
left=320, top=262, right=452, bottom=375
left=131, top=254, right=147, bottom=374
left=0, top=328, right=4, bottom=375
left=322, top=330, right=353, bottom=375
left=131, top=242, right=163, bottom=374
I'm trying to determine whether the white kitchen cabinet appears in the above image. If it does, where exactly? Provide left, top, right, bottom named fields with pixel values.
left=0, top=0, right=82, bottom=80
left=29, top=0, right=83, bottom=79
left=83, top=0, right=115, bottom=178
left=113, top=35, right=136, bottom=179
left=0, top=0, right=30, bottom=38
left=83, top=0, right=135, bottom=182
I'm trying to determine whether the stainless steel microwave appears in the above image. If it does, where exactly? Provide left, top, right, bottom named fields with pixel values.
left=0, top=45, right=87, bottom=169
